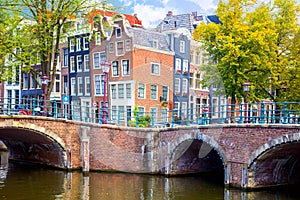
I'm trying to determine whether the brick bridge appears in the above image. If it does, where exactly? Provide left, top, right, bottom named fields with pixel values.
left=0, top=115, right=299, bottom=189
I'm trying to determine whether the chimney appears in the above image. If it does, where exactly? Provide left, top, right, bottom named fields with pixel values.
left=167, top=11, right=173, bottom=16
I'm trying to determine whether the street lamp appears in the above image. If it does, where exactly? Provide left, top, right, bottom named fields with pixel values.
left=41, top=74, right=49, bottom=116
left=100, top=60, right=111, bottom=124
left=242, top=80, right=251, bottom=123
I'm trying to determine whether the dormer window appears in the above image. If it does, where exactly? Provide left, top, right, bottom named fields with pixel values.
left=116, top=28, right=121, bottom=38
left=150, top=40, right=158, bottom=48
left=180, top=40, right=185, bottom=53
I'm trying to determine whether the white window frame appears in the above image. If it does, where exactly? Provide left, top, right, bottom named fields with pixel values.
left=151, top=62, right=160, bottom=75
left=175, top=58, right=181, bottom=72
left=150, top=107, right=157, bottom=121
left=180, top=40, right=185, bottom=53
left=122, top=60, right=130, bottom=76
left=85, top=77, right=90, bottom=96
left=71, top=77, right=76, bottom=96
left=116, top=41, right=124, bottom=56
left=112, top=61, right=119, bottom=77
left=116, top=27, right=122, bottom=38
left=111, top=84, right=117, bottom=99
left=83, top=36, right=89, bottom=50
left=70, top=56, right=75, bottom=72
left=76, top=38, right=81, bottom=51
left=183, top=59, right=188, bottom=72
left=69, top=39, right=75, bottom=52
left=126, top=83, right=131, bottom=99
left=125, top=39, right=131, bottom=51
left=118, top=84, right=124, bottom=99
left=138, top=83, right=146, bottom=99
left=150, top=84, right=158, bottom=100
left=175, top=78, right=180, bottom=93
left=77, top=55, right=82, bottom=72
left=94, top=74, right=104, bottom=96
left=182, top=79, right=188, bottom=94
left=162, top=86, right=168, bottom=101
left=84, top=54, right=89, bottom=71
left=78, top=77, right=83, bottom=96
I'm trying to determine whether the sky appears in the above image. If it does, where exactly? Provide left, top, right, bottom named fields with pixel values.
left=113, top=0, right=300, bottom=28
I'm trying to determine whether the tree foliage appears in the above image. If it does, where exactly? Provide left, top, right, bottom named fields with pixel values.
left=0, top=0, right=115, bottom=99
left=194, top=0, right=300, bottom=104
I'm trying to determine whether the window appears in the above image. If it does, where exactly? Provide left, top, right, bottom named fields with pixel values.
left=84, top=54, right=90, bottom=71
left=138, top=83, right=145, bottom=98
left=71, top=77, right=76, bottom=95
left=116, top=28, right=121, bottom=38
left=162, top=86, right=168, bottom=101
left=138, top=107, right=145, bottom=116
left=125, top=39, right=131, bottom=51
left=109, top=42, right=114, bottom=53
left=195, top=51, right=201, bottom=65
left=175, top=58, right=181, bottom=72
left=213, top=98, right=218, bottom=117
left=150, top=107, right=157, bottom=121
left=56, top=82, right=60, bottom=92
left=85, top=77, right=90, bottom=95
left=190, top=73, right=194, bottom=88
left=83, top=36, right=89, bottom=50
left=180, top=40, right=185, bottom=53
left=111, top=84, right=117, bottom=99
left=95, top=32, right=101, bottom=45
left=182, top=79, right=188, bottom=94
left=119, top=106, right=125, bottom=120
left=116, top=41, right=124, bottom=56
left=150, top=40, right=158, bottom=48
left=122, top=60, right=130, bottom=76
left=63, top=48, right=68, bottom=66
left=183, top=59, right=188, bottom=72
left=78, top=77, right=83, bottom=95
left=94, top=74, right=104, bottom=95
left=126, top=83, right=131, bottom=99
left=70, top=56, right=75, bottom=72
left=112, top=106, right=117, bottom=120
left=118, top=84, right=124, bottom=99
left=175, top=78, right=180, bottom=93
left=29, top=74, right=34, bottom=89
left=196, top=73, right=201, bottom=89
left=112, top=61, right=119, bottom=76
left=94, top=52, right=106, bottom=69
left=182, top=102, right=187, bottom=116
left=76, top=38, right=81, bottom=51
left=151, top=63, right=160, bottom=75
left=190, top=50, right=195, bottom=64
left=150, top=84, right=158, bottom=100
left=77, top=55, right=82, bottom=72
left=69, top=39, right=75, bottom=52
left=63, top=76, right=68, bottom=94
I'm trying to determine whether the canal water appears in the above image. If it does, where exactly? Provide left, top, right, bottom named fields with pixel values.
left=0, top=163, right=300, bottom=200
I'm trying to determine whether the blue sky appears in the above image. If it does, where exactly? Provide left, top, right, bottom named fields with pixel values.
left=112, top=0, right=300, bottom=28
left=114, top=0, right=218, bottom=27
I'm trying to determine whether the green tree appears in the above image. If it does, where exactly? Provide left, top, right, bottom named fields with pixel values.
left=0, top=0, right=115, bottom=99
left=194, top=0, right=300, bottom=109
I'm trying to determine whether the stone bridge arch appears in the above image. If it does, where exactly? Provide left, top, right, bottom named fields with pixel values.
left=246, top=132, right=300, bottom=188
left=0, top=121, right=71, bottom=169
left=165, top=130, right=226, bottom=175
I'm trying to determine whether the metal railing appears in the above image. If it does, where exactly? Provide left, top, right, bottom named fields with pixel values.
left=0, top=98, right=299, bottom=128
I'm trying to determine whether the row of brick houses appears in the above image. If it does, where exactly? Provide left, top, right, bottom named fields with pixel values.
left=2, top=9, right=224, bottom=123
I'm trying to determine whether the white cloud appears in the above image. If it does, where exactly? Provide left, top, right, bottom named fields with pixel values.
left=133, top=3, right=178, bottom=28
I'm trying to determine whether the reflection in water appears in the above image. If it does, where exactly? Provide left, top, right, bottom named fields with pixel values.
left=0, top=163, right=299, bottom=200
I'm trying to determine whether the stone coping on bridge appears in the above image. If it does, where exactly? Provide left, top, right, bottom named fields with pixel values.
left=1, top=115, right=300, bottom=131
